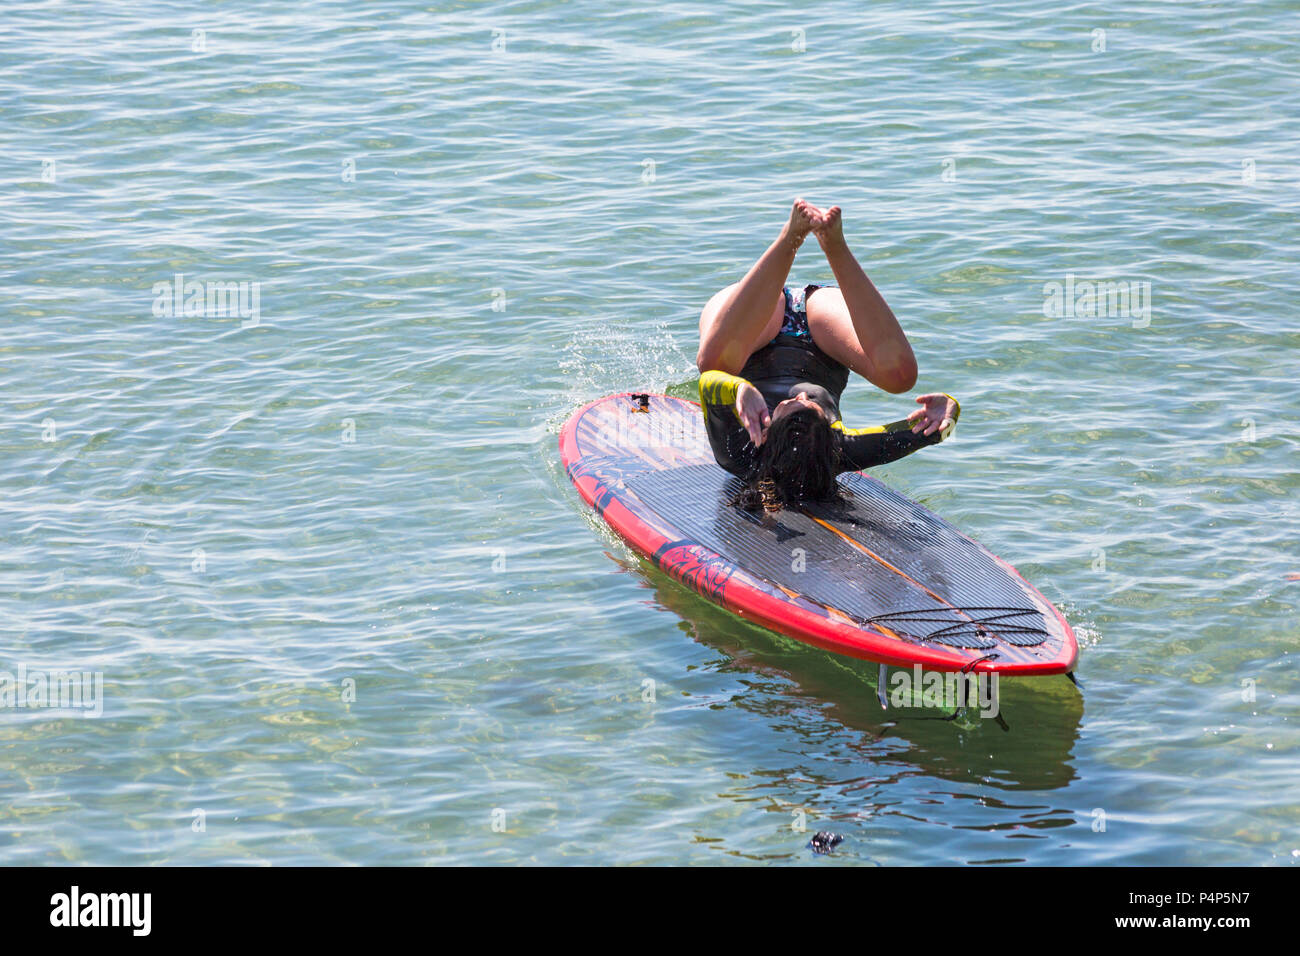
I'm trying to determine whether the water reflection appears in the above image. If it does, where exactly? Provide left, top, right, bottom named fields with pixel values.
left=610, top=549, right=1090, bottom=862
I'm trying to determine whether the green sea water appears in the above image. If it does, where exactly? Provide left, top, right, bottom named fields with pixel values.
left=1, top=0, right=1296, bottom=864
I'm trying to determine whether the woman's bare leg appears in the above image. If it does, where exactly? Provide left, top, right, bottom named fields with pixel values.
left=696, top=199, right=820, bottom=374
left=806, top=206, right=919, bottom=394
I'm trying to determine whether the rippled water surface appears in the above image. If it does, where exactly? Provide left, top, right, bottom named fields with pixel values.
left=1, top=0, right=1297, bottom=865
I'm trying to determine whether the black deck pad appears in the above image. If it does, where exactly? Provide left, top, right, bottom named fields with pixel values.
left=625, top=464, right=1046, bottom=649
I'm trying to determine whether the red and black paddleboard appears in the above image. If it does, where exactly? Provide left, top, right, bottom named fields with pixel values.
left=561, top=392, right=1077, bottom=676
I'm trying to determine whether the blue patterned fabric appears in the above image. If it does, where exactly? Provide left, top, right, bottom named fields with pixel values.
left=776, top=283, right=828, bottom=340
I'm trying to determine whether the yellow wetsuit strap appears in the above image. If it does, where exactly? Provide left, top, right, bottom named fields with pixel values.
left=831, top=419, right=911, bottom=438
left=698, top=370, right=762, bottom=479
left=939, top=393, right=960, bottom=439
left=698, top=370, right=750, bottom=424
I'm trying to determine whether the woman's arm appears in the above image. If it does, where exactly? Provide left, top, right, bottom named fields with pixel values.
left=699, top=370, right=767, bottom=479
left=835, top=394, right=960, bottom=472
left=699, top=370, right=770, bottom=446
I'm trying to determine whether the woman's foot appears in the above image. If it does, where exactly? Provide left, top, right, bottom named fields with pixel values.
left=782, top=198, right=821, bottom=251
left=812, top=204, right=845, bottom=251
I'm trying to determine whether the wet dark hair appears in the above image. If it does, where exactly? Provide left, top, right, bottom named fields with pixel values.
left=731, top=407, right=844, bottom=512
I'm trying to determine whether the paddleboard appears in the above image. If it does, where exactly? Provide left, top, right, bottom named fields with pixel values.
left=560, top=392, right=1077, bottom=676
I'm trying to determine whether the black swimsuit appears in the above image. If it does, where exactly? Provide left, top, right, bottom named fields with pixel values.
left=740, top=284, right=849, bottom=421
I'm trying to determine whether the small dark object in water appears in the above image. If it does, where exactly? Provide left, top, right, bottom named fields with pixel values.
left=808, top=831, right=843, bottom=854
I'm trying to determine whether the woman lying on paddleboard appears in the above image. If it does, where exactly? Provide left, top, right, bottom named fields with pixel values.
left=696, top=199, right=960, bottom=509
